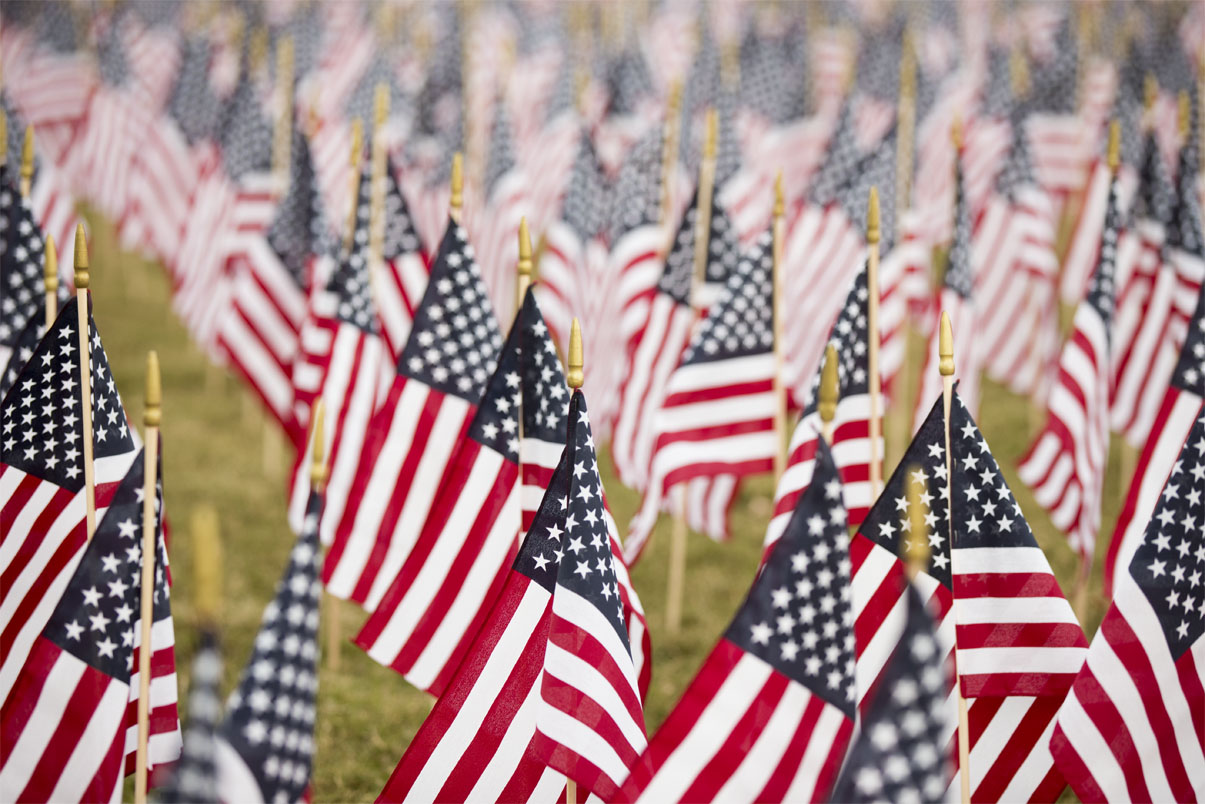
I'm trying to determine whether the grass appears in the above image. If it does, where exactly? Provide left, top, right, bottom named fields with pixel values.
left=86, top=212, right=1119, bottom=802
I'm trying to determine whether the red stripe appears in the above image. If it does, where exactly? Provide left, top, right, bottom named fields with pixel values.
left=1058, top=670, right=1151, bottom=802
left=972, top=696, right=1063, bottom=802
left=955, top=621, right=1086, bottom=651
left=679, top=669, right=789, bottom=801
left=547, top=615, right=644, bottom=727
left=530, top=727, right=620, bottom=802
left=759, top=694, right=851, bottom=803
left=952, top=571, right=1070, bottom=600
left=1174, top=649, right=1205, bottom=756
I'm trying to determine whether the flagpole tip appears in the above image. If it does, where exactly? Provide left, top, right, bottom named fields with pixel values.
left=311, top=397, right=327, bottom=489
left=568, top=318, right=584, bottom=389
left=1143, top=73, right=1158, bottom=112
left=192, top=506, right=222, bottom=626
left=374, top=82, right=390, bottom=128
left=904, top=472, right=930, bottom=575
left=819, top=344, right=839, bottom=425
left=1107, top=120, right=1121, bottom=173
left=20, top=126, right=34, bottom=184
left=939, top=311, right=954, bottom=377
left=73, top=223, right=89, bottom=289
left=450, top=152, right=464, bottom=214
left=349, top=118, right=364, bottom=166
left=773, top=172, right=785, bottom=219
left=44, top=234, right=58, bottom=293
left=1178, top=90, right=1190, bottom=141
left=518, top=216, right=532, bottom=275
left=950, top=116, right=963, bottom=151
left=144, top=351, right=161, bottom=428
left=866, top=186, right=880, bottom=244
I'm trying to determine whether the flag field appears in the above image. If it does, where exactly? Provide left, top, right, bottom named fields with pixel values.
left=88, top=210, right=1120, bottom=802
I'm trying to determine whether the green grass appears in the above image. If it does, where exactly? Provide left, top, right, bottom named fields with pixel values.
left=86, top=212, right=1119, bottom=802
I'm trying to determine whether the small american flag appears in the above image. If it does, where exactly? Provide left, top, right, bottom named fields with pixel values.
left=767, top=263, right=880, bottom=548
left=1106, top=285, right=1205, bottom=594
left=0, top=445, right=180, bottom=802
left=155, top=627, right=222, bottom=804
left=1050, top=409, right=1205, bottom=802
left=0, top=296, right=139, bottom=705
left=626, top=228, right=776, bottom=561
left=216, top=489, right=323, bottom=804
left=829, top=582, right=953, bottom=803
left=622, top=437, right=856, bottom=803
left=1019, top=164, right=1120, bottom=562
left=323, top=219, right=503, bottom=610
left=530, top=389, right=647, bottom=800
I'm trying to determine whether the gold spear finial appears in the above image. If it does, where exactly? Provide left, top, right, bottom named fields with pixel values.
left=950, top=115, right=963, bottom=150
left=192, top=506, right=222, bottom=625
left=73, top=223, right=89, bottom=290
left=44, top=233, right=58, bottom=289
left=345, top=119, right=364, bottom=250
left=518, top=216, right=532, bottom=280
left=905, top=467, right=931, bottom=574
left=867, top=186, right=881, bottom=245
left=20, top=126, right=34, bottom=196
left=310, top=397, right=327, bottom=489
left=1010, top=44, right=1029, bottom=97
left=819, top=343, right=839, bottom=425
left=144, top=351, right=161, bottom=428
left=349, top=117, right=363, bottom=167
left=1178, top=90, right=1190, bottom=142
left=1107, top=119, right=1121, bottom=173
left=567, top=318, right=583, bottom=389
left=374, top=82, right=390, bottom=129
left=773, top=172, right=785, bottom=219
left=1143, top=73, right=1158, bottom=113
left=939, top=310, right=954, bottom=377
left=703, top=107, right=718, bottom=160
left=450, top=152, right=464, bottom=216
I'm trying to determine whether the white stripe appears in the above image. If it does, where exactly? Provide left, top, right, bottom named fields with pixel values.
left=958, top=645, right=1085, bottom=677
left=636, top=655, right=771, bottom=804
left=551, top=586, right=642, bottom=702
left=713, top=681, right=817, bottom=802
left=0, top=653, right=88, bottom=796
left=49, top=671, right=130, bottom=802
left=995, top=705, right=1058, bottom=802
left=954, top=546, right=1065, bottom=575
left=955, top=596, right=1083, bottom=625
left=542, top=640, right=646, bottom=754
left=666, top=353, right=777, bottom=394
left=784, top=703, right=848, bottom=803
left=536, top=705, right=633, bottom=792
left=406, top=585, right=550, bottom=800
left=464, top=680, right=542, bottom=803
left=1054, top=690, right=1130, bottom=802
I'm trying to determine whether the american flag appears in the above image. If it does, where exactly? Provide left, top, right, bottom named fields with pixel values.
left=1050, top=409, right=1205, bottom=802
left=621, top=437, right=856, bottom=803
left=0, top=176, right=53, bottom=392
left=1112, top=133, right=1205, bottom=448
left=155, top=627, right=222, bottom=804
left=1018, top=165, right=1120, bottom=562
left=323, top=219, right=503, bottom=610
left=216, top=489, right=323, bottom=804
left=528, top=389, right=647, bottom=801
left=287, top=163, right=392, bottom=546
left=219, top=126, right=330, bottom=439
left=0, top=296, right=139, bottom=706
left=375, top=398, right=596, bottom=803
left=828, top=581, right=952, bottom=803
left=626, top=228, right=776, bottom=562
left=915, top=148, right=980, bottom=428
left=354, top=290, right=573, bottom=694
left=1106, top=285, right=1205, bottom=594
left=373, top=155, right=430, bottom=363
left=767, top=264, right=880, bottom=549
left=974, top=109, right=1061, bottom=401
left=854, top=391, right=1086, bottom=801
left=0, top=444, right=180, bottom=802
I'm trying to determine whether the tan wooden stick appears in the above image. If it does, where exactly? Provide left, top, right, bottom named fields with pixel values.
left=134, top=352, right=162, bottom=804
left=74, top=224, right=96, bottom=538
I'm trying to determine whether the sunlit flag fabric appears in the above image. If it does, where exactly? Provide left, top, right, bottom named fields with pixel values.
left=529, top=390, right=647, bottom=801
left=219, top=126, right=331, bottom=439
left=828, top=582, right=952, bottom=803
left=1018, top=165, right=1120, bottom=562
left=1105, top=285, right=1205, bottom=594
left=625, top=228, right=776, bottom=562
left=0, top=296, right=139, bottom=706
left=324, top=219, right=503, bottom=610
left=766, top=265, right=879, bottom=550
left=376, top=402, right=584, bottom=804
left=620, top=438, right=855, bottom=804
left=216, top=489, right=323, bottom=804
left=286, top=163, right=391, bottom=544
left=0, top=445, right=180, bottom=802
left=355, top=290, right=570, bottom=695
left=1050, top=409, right=1205, bottom=803
left=155, top=628, right=222, bottom=804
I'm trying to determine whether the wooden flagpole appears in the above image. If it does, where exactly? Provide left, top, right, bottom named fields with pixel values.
left=866, top=187, right=884, bottom=498
left=450, top=152, right=464, bottom=225
left=888, top=33, right=915, bottom=475
left=667, top=108, right=718, bottom=635
left=19, top=126, right=33, bottom=199
left=309, top=397, right=340, bottom=672
left=74, top=224, right=96, bottom=538
left=344, top=118, right=364, bottom=254
left=44, top=235, right=58, bottom=328
left=659, top=83, right=683, bottom=230
left=938, top=311, right=971, bottom=803
left=818, top=344, right=839, bottom=445
left=564, top=318, right=582, bottom=804
left=771, top=173, right=788, bottom=479
left=134, top=352, right=162, bottom=804
left=517, top=216, right=532, bottom=309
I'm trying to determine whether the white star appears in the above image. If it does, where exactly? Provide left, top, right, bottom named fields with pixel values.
left=96, top=637, right=116, bottom=658
left=64, top=620, right=83, bottom=640
left=82, top=587, right=102, bottom=607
